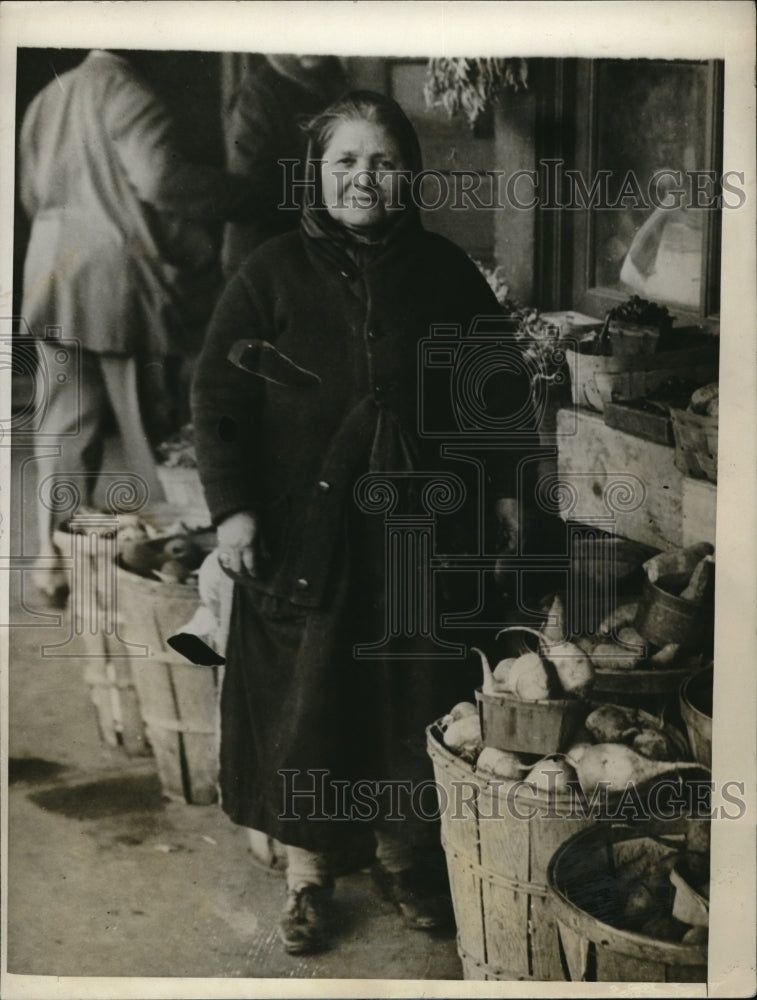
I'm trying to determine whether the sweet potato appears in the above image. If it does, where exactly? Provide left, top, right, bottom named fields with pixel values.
left=585, top=704, right=639, bottom=743
left=689, top=382, right=719, bottom=415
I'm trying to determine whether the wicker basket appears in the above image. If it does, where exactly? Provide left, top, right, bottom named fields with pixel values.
left=547, top=823, right=708, bottom=982
left=427, top=722, right=595, bottom=981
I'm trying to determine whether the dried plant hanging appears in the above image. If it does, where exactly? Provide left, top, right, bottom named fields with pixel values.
left=424, top=58, right=528, bottom=128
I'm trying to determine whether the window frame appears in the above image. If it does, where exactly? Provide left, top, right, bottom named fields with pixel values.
left=553, top=58, right=724, bottom=330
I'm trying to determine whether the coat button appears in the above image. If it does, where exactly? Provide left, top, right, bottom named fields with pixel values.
left=296, top=578, right=310, bottom=590
left=317, top=480, right=331, bottom=493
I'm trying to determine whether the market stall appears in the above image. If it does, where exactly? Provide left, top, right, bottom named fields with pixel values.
left=11, top=45, right=728, bottom=984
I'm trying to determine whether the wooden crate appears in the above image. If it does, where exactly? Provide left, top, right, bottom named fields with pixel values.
left=548, top=824, right=708, bottom=982
left=594, top=361, right=718, bottom=412
left=556, top=408, right=684, bottom=550
left=607, top=320, right=662, bottom=359
left=115, top=563, right=221, bottom=804
left=427, top=723, right=595, bottom=981
left=564, top=342, right=717, bottom=414
left=603, top=401, right=674, bottom=446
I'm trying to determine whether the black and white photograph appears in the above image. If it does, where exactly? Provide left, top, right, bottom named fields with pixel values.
left=1, top=2, right=755, bottom=997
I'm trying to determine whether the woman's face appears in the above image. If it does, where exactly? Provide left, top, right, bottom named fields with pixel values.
left=320, top=118, right=408, bottom=230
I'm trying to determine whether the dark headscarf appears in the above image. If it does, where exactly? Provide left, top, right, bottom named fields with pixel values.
left=300, top=91, right=424, bottom=270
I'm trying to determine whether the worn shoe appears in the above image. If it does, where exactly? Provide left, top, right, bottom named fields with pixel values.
left=370, top=862, right=454, bottom=931
left=277, top=882, right=334, bottom=955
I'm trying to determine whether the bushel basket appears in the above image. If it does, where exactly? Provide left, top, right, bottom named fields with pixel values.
left=426, top=722, right=595, bottom=981
left=547, top=823, right=708, bottom=982
left=114, top=546, right=221, bottom=805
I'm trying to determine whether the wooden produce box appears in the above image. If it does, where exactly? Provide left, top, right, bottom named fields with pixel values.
left=556, top=408, right=684, bottom=550
left=564, top=338, right=717, bottom=414
left=594, top=361, right=718, bottom=412
left=476, top=688, right=589, bottom=756
left=603, top=400, right=674, bottom=446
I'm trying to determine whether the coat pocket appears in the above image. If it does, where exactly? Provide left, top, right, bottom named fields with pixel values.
left=227, top=339, right=321, bottom=388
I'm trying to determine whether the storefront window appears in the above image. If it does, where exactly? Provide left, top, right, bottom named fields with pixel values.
left=593, top=60, right=712, bottom=310
left=567, top=58, right=723, bottom=325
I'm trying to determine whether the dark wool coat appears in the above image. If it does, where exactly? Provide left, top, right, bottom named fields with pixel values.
left=221, top=56, right=346, bottom=276
left=191, top=220, right=536, bottom=850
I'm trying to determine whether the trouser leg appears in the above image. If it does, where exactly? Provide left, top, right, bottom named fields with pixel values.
left=371, top=826, right=453, bottom=931
left=373, top=828, right=417, bottom=875
left=285, top=845, right=333, bottom=891
left=33, top=342, right=106, bottom=566
left=98, top=354, right=166, bottom=508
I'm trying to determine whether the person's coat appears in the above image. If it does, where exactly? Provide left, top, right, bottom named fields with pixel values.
left=19, top=50, right=256, bottom=357
left=192, top=219, right=535, bottom=612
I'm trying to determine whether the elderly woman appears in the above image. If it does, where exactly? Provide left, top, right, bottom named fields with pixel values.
left=192, top=90, right=534, bottom=955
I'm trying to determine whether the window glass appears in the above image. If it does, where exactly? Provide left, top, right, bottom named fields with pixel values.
left=592, top=60, right=712, bottom=311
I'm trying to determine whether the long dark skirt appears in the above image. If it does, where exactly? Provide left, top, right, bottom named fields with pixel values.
left=218, top=508, right=484, bottom=854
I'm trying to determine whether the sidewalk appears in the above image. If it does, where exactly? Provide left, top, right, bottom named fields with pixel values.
left=7, top=574, right=463, bottom=984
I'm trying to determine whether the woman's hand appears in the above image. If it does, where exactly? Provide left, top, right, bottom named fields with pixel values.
left=216, top=511, right=261, bottom=577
